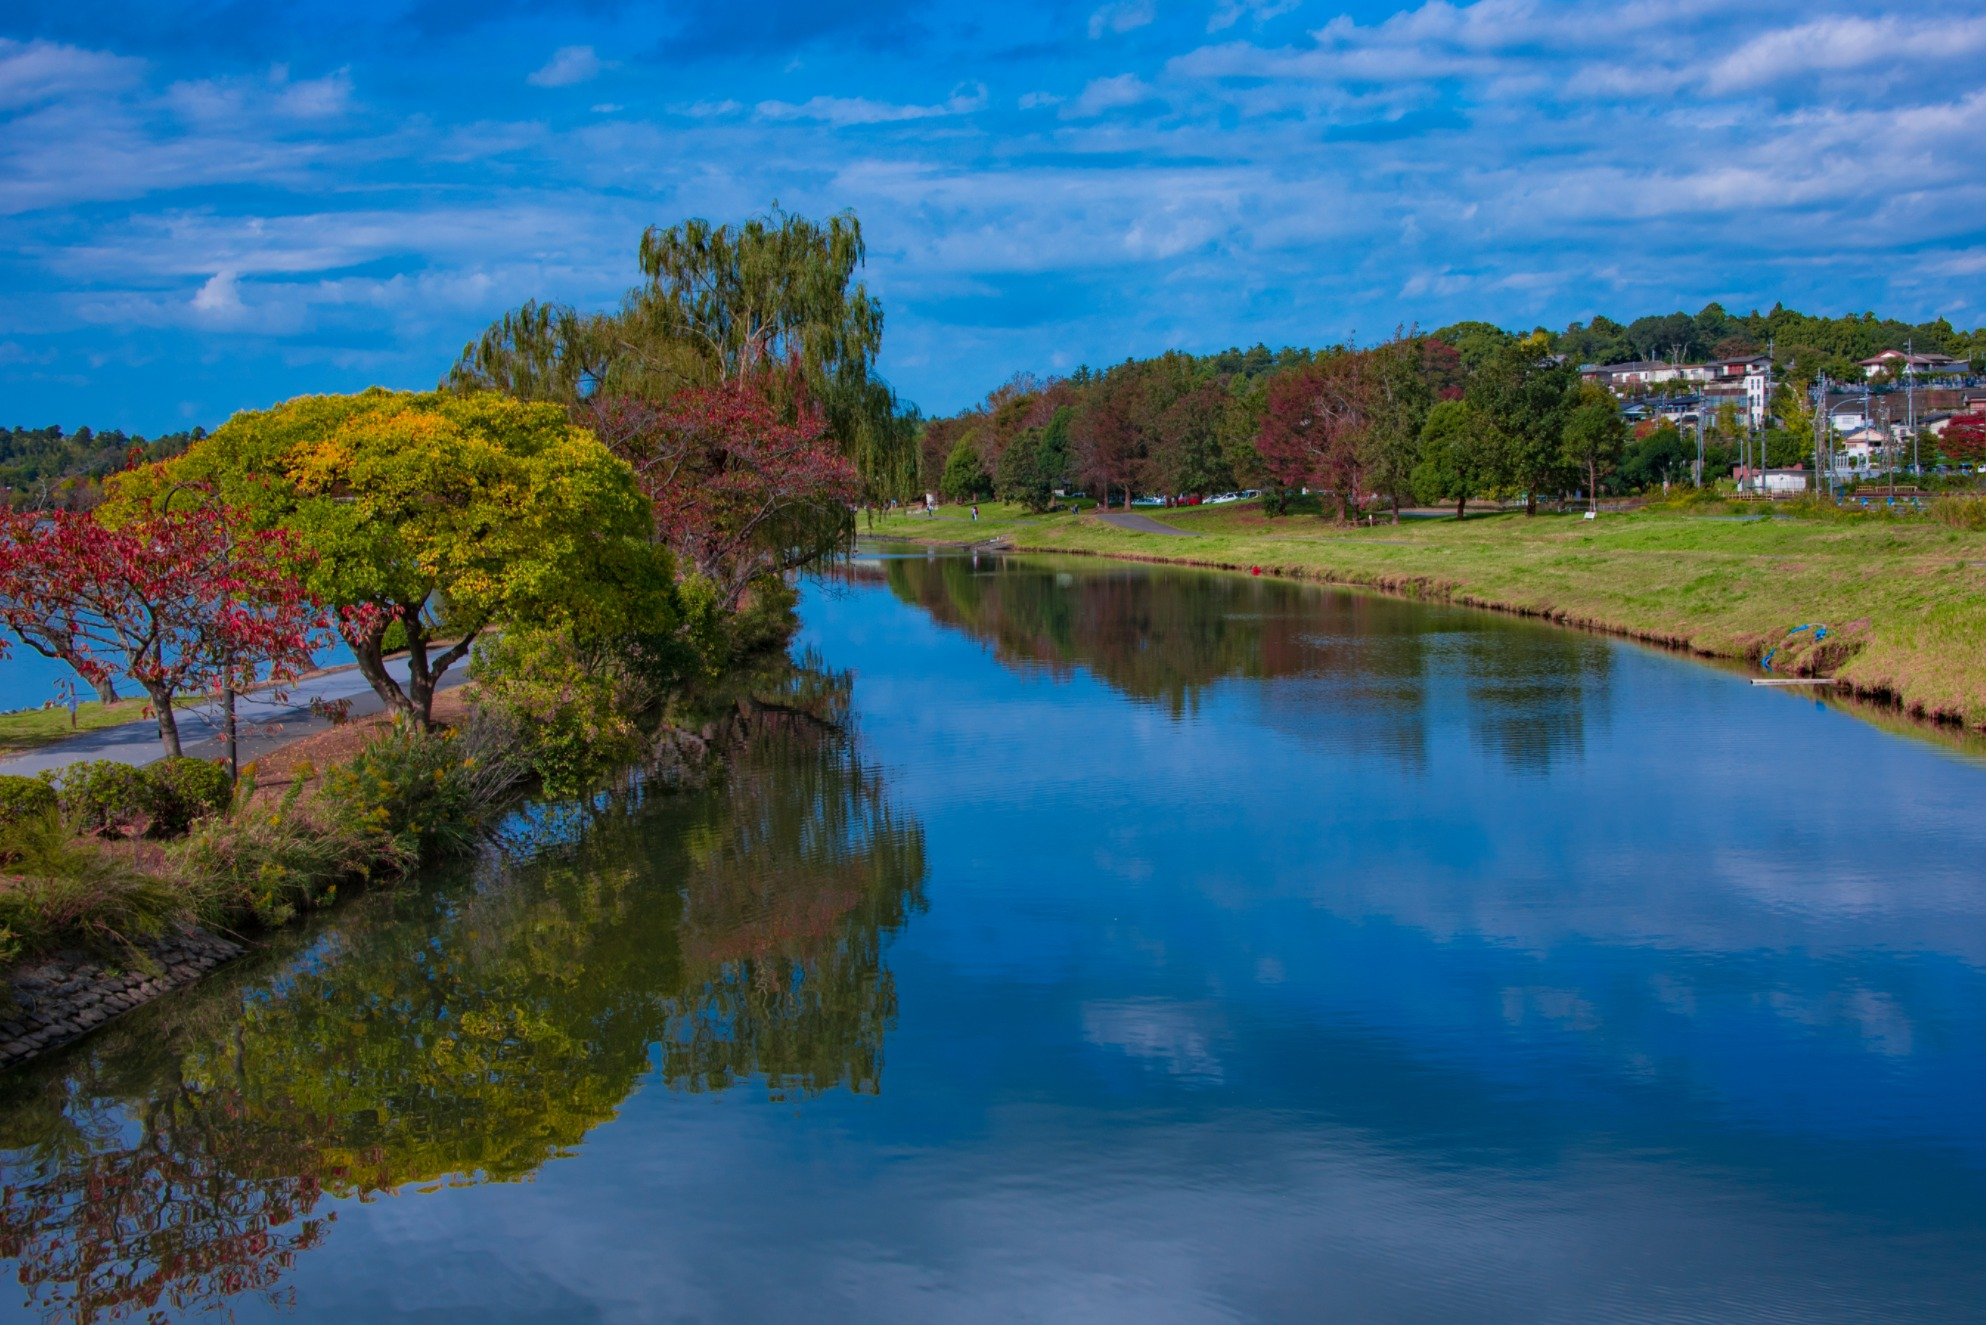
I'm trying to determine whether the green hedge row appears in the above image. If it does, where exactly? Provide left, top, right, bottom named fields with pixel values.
left=0, top=757, right=233, bottom=838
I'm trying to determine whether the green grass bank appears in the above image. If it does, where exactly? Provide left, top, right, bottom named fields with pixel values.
left=870, top=499, right=1986, bottom=729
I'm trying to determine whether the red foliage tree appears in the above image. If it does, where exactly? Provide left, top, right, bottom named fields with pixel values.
left=1940, top=412, right=1986, bottom=463
left=1256, top=356, right=1372, bottom=521
left=1073, top=374, right=1159, bottom=510
left=588, top=380, right=862, bottom=611
left=0, top=495, right=330, bottom=756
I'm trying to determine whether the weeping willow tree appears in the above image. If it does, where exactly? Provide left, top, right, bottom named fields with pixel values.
left=446, top=209, right=919, bottom=500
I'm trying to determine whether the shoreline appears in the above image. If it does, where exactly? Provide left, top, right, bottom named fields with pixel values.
left=0, top=688, right=478, bottom=1072
left=865, top=503, right=1986, bottom=740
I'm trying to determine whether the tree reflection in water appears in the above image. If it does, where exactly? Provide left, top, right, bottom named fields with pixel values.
left=876, top=552, right=1610, bottom=772
left=0, top=668, right=926, bottom=1323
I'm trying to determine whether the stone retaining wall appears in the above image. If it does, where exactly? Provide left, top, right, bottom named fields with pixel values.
left=1, top=927, right=243, bottom=1069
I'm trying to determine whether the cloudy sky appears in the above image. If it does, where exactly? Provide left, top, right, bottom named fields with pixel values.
left=3, top=0, right=1985, bottom=430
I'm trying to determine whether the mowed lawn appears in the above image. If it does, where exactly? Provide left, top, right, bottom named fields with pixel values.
left=0, top=698, right=166, bottom=756
left=868, top=500, right=1986, bottom=728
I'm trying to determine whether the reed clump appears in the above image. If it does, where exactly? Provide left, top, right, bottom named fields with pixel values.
left=1931, top=494, right=1986, bottom=530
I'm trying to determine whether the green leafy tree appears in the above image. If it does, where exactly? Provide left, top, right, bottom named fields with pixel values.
left=940, top=436, right=993, bottom=502
left=1561, top=383, right=1628, bottom=510
left=996, top=428, right=1053, bottom=512
left=112, top=390, right=672, bottom=727
left=1154, top=380, right=1237, bottom=499
left=448, top=209, right=917, bottom=499
left=1038, top=406, right=1075, bottom=491
left=1467, top=336, right=1578, bottom=514
left=1621, top=423, right=1694, bottom=490
left=1432, top=321, right=1516, bottom=372
left=1363, top=336, right=1434, bottom=522
left=1411, top=399, right=1490, bottom=519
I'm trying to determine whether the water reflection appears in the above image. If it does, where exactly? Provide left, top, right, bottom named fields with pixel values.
left=6, top=556, right=1985, bottom=1324
left=876, top=552, right=1610, bottom=771
left=0, top=698, right=926, bottom=1322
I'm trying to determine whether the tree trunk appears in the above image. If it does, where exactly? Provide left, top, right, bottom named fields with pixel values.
left=1589, top=458, right=1599, bottom=512
left=90, top=673, right=119, bottom=704
left=144, top=681, right=182, bottom=758
left=340, top=615, right=413, bottom=719
left=1525, top=488, right=1538, bottom=516
left=401, top=603, right=479, bottom=730
left=1456, top=494, right=1467, bottom=520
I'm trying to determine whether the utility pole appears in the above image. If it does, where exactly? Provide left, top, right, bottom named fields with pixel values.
left=1907, top=337, right=1919, bottom=476
left=1814, top=372, right=1828, bottom=498
left=1695, top=396, right=1706, bottom=488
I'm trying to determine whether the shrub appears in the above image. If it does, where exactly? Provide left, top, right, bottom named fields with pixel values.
left=0, top=810, right=184, bottom=956
left=321, top=721, right=481, bottom=862
left=0, top=775, right=58, bottom=828
left=470, top=627, right=647, bottom=797
left=53, top=760, right=154, bottom=836
left=173, top=783, right=395, bottom=929
left=728, top=575, right=801, bottom=659
left=148, top=757, right=233, bottom=836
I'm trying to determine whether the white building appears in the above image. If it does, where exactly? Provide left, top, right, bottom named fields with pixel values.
left=1743, top=365, right=1770, bottom=430
left=1859, top=349, right=1962, bottom=380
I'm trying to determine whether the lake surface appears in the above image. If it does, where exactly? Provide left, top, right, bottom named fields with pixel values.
left=4, top=548, right=1986, bottom=1323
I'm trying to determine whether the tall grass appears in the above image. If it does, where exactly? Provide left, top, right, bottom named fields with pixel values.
left=0, top=812, right=183, bottom=961
left=173, top=774, right=405, bottom=930
left=1931, top=494, right=1986, bottom=530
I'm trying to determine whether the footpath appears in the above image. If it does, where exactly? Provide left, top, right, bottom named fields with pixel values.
left=0, top=656, right=472, bottom=777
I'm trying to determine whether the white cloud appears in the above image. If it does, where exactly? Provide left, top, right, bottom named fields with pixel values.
left=527, top=46, right=602, bottom=88
left=1018, top=91, right=1063, bottom=109
left=1707, top=14, right=1986, bottom=93
left=1065, top=73, right=1159, bottom=117
left=1207, top=0, right=1300, bottom=32
left=0, top=39, right=141, bottom=111
left=757, top=83, right=987, bottom=126
left=274, top=69, right=353, bottom=118
left=1089, top=0, right=1156, bottom=39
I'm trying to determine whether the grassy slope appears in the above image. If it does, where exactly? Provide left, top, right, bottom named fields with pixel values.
left=868, top=501, right=1986, bottom=727
left=0, top=699, right=171, bottom=756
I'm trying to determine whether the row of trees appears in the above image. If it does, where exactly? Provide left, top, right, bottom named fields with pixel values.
left=927, top=331, right=1637, bottom=519
left=930, top=310, right=1986, bottom=518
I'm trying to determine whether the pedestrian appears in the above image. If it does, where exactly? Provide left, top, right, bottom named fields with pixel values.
left=971, top=504, right=979, bottom=522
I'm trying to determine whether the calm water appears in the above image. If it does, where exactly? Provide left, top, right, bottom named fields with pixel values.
left=4, top=549, right=1986, bottom=1323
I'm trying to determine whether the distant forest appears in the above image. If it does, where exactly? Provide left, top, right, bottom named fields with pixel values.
left=1, top=425, right=207, bottom=509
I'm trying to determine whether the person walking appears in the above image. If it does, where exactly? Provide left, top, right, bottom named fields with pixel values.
left=971, top=504, right=979, bottom=522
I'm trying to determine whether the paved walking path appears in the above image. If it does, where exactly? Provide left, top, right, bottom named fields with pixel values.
left=1096, top=511, right=1197, bottom=536
left=0, top=658, right=470, bottom=776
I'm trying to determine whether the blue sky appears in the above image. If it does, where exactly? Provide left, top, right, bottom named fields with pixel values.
left=3, top=0, right=1985, bottom=431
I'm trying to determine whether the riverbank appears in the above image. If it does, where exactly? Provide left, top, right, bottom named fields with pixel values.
left=872, top=500, right=1986, bottom=728
left=0, top=688, right=482, bottom=1070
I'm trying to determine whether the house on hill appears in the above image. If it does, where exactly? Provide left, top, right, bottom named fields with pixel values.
left=1859, top=349, right=1962, bottom=379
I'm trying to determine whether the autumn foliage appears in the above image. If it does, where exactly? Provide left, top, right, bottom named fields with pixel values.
left=1940, top=412, right=1986, bottom=462
left=0, top=494, right=328, bottom=755
left=587, top=378, right=862, bottom=611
